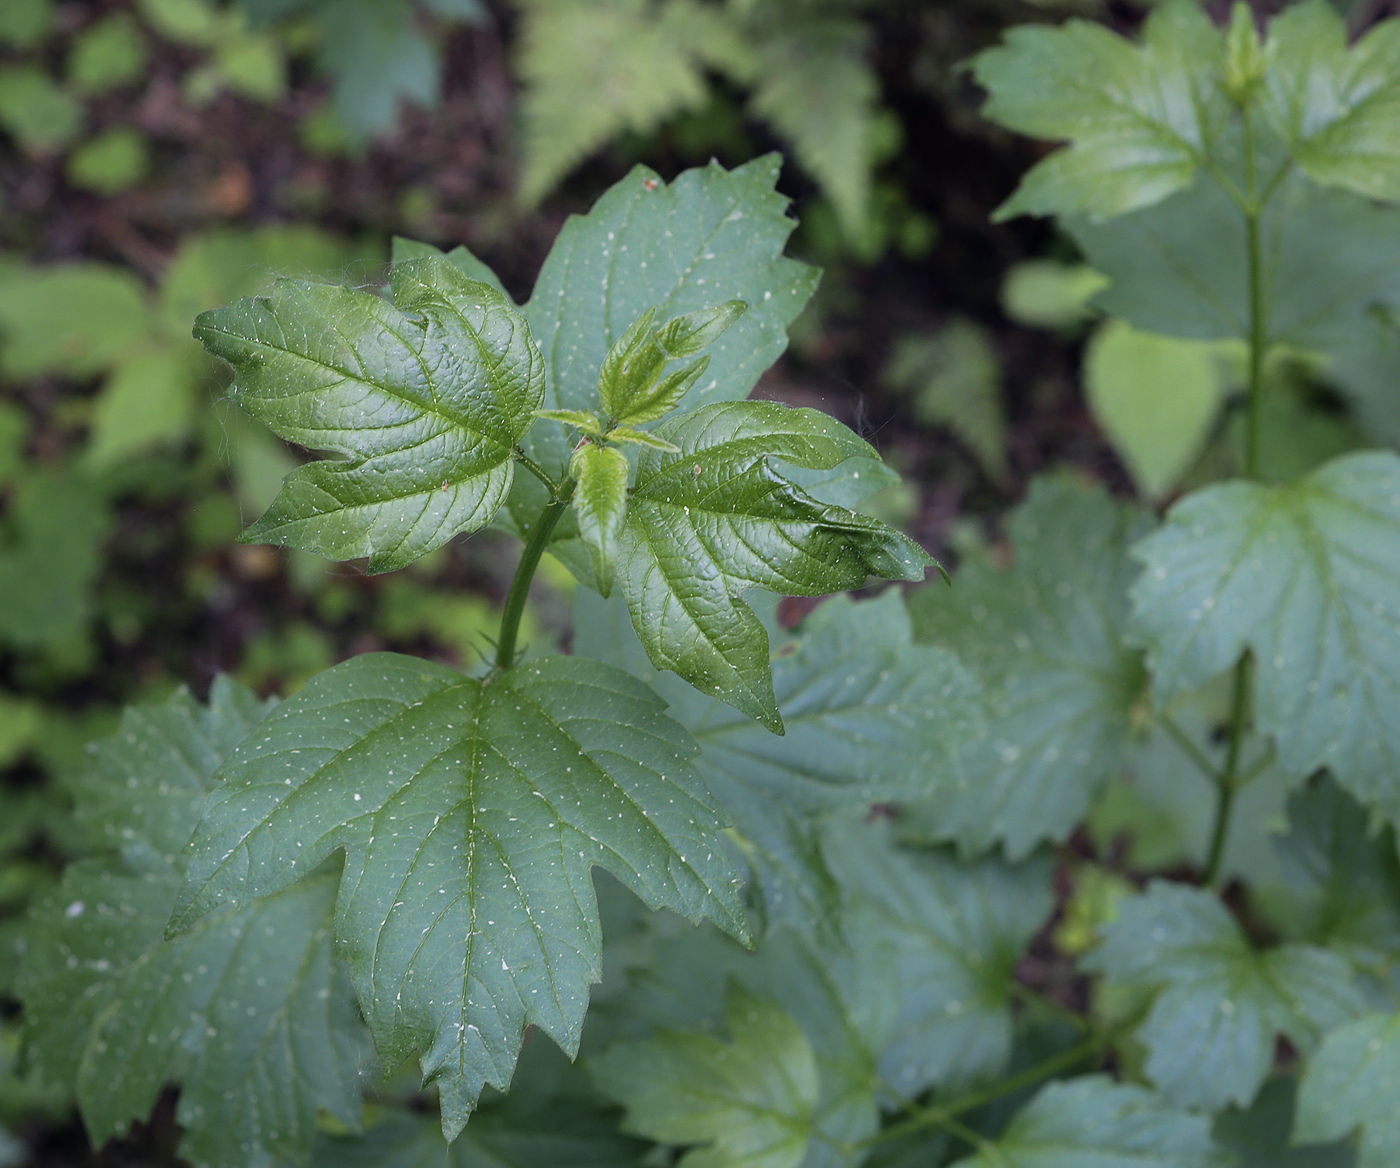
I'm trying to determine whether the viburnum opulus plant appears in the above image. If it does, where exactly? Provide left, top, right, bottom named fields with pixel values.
left=17, top=2, right=1400, bottom=1166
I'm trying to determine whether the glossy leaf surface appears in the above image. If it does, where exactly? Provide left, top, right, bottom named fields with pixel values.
left=195, top=255, right=544, bottom=572
left=169, top=653, right=747, bottom=1138
left=570, top=442, right=630, bottom=596
left=618, top=401, right=932, bottom=731
left=1130, top=451, right=1400, bottom=815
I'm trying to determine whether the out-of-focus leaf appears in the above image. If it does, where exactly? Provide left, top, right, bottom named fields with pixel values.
left=1260, top=1, right=1400, bottom=203
left=971, top=2, right=1228, bottom=220
left=1084, top=320, right=1231, bottom=499
left=882, top=321, right=1006, bottom=477
left=0, top=262, right=148, bottom=379
left=1295, top=1012, right=1400, bottom=1168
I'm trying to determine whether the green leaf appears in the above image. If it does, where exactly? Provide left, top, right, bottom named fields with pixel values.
left=0, top=468, right=109, bottom=654
left=518, top=156, right=818, bottom=481
left=516, top=0, right=753, bottom=206
left=536, top=408, right=604, bottom=434
left=1128, top=451, right=1400, bottom=815
left=162, top=224, right=377, bottom=337
left=1260, top=2, right=1400, bottom=203
left=571, top=442, right=630, bottom=596
left=311, top=1107, right=644, bottom=1168
left=618, top=401, right=933, bottom=731
left=822, top=820, right=1052, bottom=1095
left=0, top=261, right=149, bottom=378
left=1000, top=261, right=1109, bottom=330
left=66, top=126, right=150, bottom=194
left=881, top=321, right=1006, bottom=478
left=17, top=681, right=370, bottom=1168
left=906, top=476, right=1149, bottom=858
left=1084, top=321, right=1231, bottom=499
left=602, top=916, right=892, bottom=1164
left=593, top=984, right=819, bottom=1168
left=748, top=15, right=878, bottom=238
left=169, top=652, right=747, bottom=1138
left=1213, top=1078, right=1355, bottom=1168
left=575, top=588, right=978, bottom=931
left=86, top=345, right=200, bottom=468
left=611, top=425, right=681, bottom=453
left=697, top=594, right=977, bottom=931
left=195, top=255, right=544, bottom=572
left=0, top=64, right=81, bottom=153
left=970, top=1, right=1229, bottom=221
left=949, top=1075, right=1227, bottom=1168
left=1295, top=1011, right=1400, bottom=1168
left=599, top=301, right=746, bottom=426
left=316, top=0, right=436, bottom=139
left=0, top=0, right=51, bottom=49
left=391, top=235, right=508, bottom=299
left=1086, top=881, right=1365, bottom=1110
left=1269, top=777, right=1400, bottom=976
left=1066, top=174, right=1400, bottom=351
left=68, top=12, right=146, bottom=94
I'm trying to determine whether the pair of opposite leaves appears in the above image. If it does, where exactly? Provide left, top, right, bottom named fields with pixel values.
left=194, top=251, right=930, bottom=733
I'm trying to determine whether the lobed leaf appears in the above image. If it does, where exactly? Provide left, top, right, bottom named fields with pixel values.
left=949, top=1075, right=1228, bottom=1168
left=574, top=588, right=978, bottom=932
left=907, top=477, right=1150, bottom=858
left=971, top=1, right=1229, bottom=221
left=618, top=401, right=933, bottom=731
left=17, top=681, right=369, bottom=1168
left=1261, top=1, right=1400, bottom=203
left=169, top=652, right=747, bottom=1138
left=593, top=985, right=820, bottom=1168
left=822, top=820, right=1052, bottom=1096
left=1129, top=451, right=1400, bottom=818
left=1270, top=776, right=1400, bottom=976
left=1086, top=881, right=1365, bottom=1111
left=195, top=255, right=544, bottom=572
left=517, top=156, right=818, bottom=484
left=1295, top=1011, right=1400, bottom=1168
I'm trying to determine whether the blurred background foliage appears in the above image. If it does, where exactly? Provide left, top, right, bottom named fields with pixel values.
left=1, top=0, right=1399, bottom=1161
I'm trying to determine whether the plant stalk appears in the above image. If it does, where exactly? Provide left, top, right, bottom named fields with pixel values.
left=1203, top=654, right=1252, bottom=886
left=495, top=477, right=575, bottom=671
left=863, top=1038, right=1098, bottom=1149
left=1204, top=109, right=1270, bottom=884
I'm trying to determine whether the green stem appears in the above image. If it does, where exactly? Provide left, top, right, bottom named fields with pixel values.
left=494, top=477, right=575, bottom=671
left=1160, top=714, right=1222, bottom=785
left=863, top=1039, right=1098, bottom=1150
left=1203, top=655, right=1252, bottom=887
left=1200, top=109, right=1272, bottom=886
left=513, top=447, right=560, bottom=495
